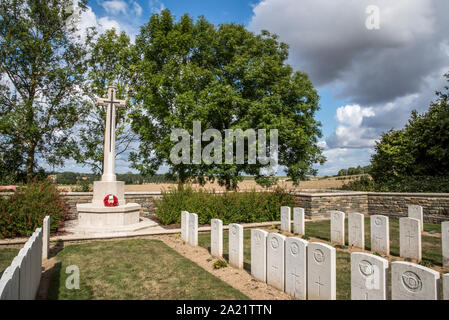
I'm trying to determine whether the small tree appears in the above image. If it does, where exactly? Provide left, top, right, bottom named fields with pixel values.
left=0, top=0, right=88, bottom=182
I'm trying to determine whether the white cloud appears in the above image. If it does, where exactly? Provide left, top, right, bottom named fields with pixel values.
left=315, top=147, right=373, bottom=176
left=335, top=104, right=374, bottom=127
left=131, top=1, right=143, bottom=16
left=98, top=16, right=123, bottom=32
left=326, top=104, right=377, bottom=148
left=101, top=1, right=128, bottom=15
left=149, top=0, right=165, bottom=14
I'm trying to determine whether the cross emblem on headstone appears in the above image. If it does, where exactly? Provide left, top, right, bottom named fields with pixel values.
left=351, top=224, right=360, bottom=245
left=405, top=229, right=415, bottom=248
left=351, top=224, right=360, bottom=235
left=374, top=235, right=383, bottom=249
left=290, top=268, right=301, bottom=293
left=271, top=264, right=278, bottom=278
left=97, top=86, right=126, bottom=182
left=315, top=276, right=324, bottom=297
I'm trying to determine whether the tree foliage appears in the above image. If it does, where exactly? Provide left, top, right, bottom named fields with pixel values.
left=66, top=29, right=139, bottom=173
left=370, top=72, right=449, bottom=185
left=0, top=0, right=88, bottom=182
left=130, top=10, right=324, bottom=189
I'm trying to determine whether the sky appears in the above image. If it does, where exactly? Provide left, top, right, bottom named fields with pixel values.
left=58, top=0, right=449, bottom=176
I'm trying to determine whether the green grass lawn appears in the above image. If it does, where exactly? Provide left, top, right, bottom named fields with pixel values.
left=47, top=238, right=249, bottom=300
left=0, top=248, right=19, bottom=277
left=198, top=217, right=445, bottom=300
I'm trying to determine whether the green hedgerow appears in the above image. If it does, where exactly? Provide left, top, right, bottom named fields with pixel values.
left=0, top=178, right=69, bottom=239
left=155, top=185, right=295, bottom=225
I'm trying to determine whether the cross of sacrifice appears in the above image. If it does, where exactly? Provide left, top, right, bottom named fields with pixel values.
left=97, top=86, right=126, bottom=182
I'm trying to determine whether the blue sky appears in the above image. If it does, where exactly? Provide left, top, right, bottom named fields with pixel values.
left=60, top=0, right=449, bottom=176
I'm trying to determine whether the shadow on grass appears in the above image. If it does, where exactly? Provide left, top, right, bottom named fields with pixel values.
left=49, top=239, right=64, bottom=259
left=46, top=261, right=62, bottom=300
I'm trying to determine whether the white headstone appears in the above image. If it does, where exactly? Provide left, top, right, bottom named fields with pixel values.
left=370, top=215, right=390, bottom=255
left=188, top=212, right=198, bottom=246
left=399, top=217, right=421, bottom=261
left=408, top=205, right=423, bottom=231
left=285, top=237, right=308, bottom=299
left=0, top=266, right=12, bottom=300
left=266, top=233, right=286, bottom=291
left=8, top=257, right=21, bottom=300
left=251, top=229, right=268, bottom=282
left=42, top=216, right=50, bottom=260
left=391, top=261, right=440, bottom=300
left=211, top=219, right=223, bottom=257
left=181, top=211, right=189, bottom=242
left=228, top=223, right=244, bottom=269
left=330, top=210, right=345, bottom=245
left=442, top=221, right=449, bottom=267
left=351, top=252, right=388, bottom=300
left=18, top=247, right=29, bottom=300
left=307, top=242, right=336, bottom=300
left=348, top=212, right=364, bottom=249
left=443, top=273, right=449, bottom=300
left=280, top=206, right=291, bottom=233
left=293, top=207, right=305, bottom=235
left=23, top=235, right=36, bottom=300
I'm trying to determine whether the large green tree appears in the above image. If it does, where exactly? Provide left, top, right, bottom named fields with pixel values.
left=130, top=10, right=324, bottom=189
left=370, top=72, right=449, bottom=184
left=67, top=28, right=139, bottom=174
left=0, top=0, right=88, bottom=182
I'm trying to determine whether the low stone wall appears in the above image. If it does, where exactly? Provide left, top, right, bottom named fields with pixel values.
left=368, top=192, right=449, bottom=223
left=292, top=191, right=449, bottom=223
left=293, top=192, right=368, bottom=219
left=2, top=189, right=449, bottom=223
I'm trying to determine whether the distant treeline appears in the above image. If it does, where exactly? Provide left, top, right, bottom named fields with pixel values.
left=54, top=172, right=177, bottom=185
left=336, top=165, right=371, bottom=177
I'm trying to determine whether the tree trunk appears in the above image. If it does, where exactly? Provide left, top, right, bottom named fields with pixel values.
left=26, top=146, right=35, bottom=182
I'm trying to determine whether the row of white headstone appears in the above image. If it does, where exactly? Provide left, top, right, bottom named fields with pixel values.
left=196, top=214, right=449, bottom=300
left=249, top=228, right=449, bottom=300
left=179, top=210, right=449, bottom=299
left=0, top=216, right=50, bottom=300
left=281, top=205, right=449, bottom=266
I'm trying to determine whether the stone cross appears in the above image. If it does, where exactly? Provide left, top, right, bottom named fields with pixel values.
left=97, top=86, right=126, bottom=182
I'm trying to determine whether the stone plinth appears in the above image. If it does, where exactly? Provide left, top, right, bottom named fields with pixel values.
left=91, top=181, right=125, bottom=207
left=76, top=202, right=140, bottom=228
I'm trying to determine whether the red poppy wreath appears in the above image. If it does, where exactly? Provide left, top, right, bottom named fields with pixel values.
left=104, top=194, right=119, bottom=207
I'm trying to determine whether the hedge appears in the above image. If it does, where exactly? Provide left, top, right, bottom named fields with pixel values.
left=341, top=175, right=449, bottom=193
left=0, top=179, right=69, bottom=239
left=155, top=186, right=295, bottom=225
